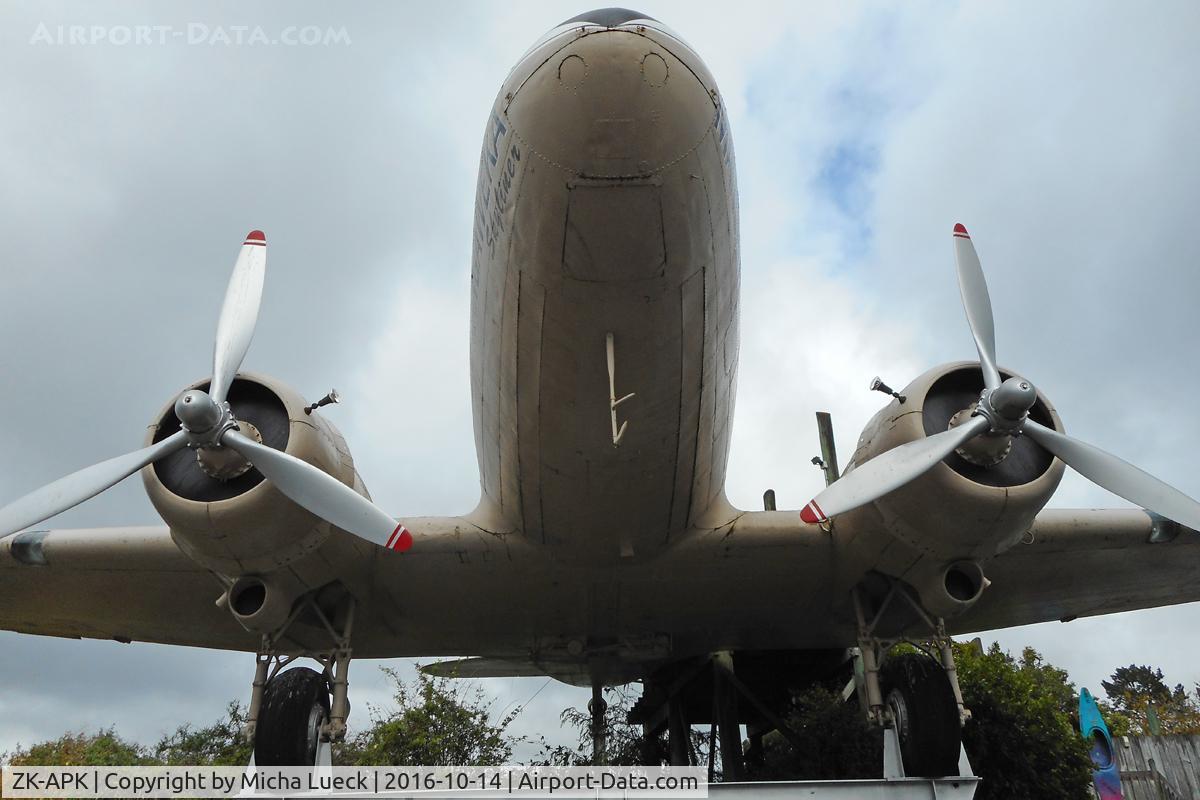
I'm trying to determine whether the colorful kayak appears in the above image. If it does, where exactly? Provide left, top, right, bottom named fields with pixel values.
left=1079, top=687, right=1123, bottom=800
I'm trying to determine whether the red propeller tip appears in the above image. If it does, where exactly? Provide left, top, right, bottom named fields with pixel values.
left=245, top=230, right=266, bottom=242
left=387, top=524, right=414, bottom=552
left=953, top=223, right=970, bottom=238
left=800, top=501, right=827, bottom=525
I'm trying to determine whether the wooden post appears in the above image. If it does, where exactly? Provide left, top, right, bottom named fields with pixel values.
left=816, top=412, right=840, bottom=485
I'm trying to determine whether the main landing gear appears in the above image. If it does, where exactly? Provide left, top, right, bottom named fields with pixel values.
left=255, top=667, right=330, bottom=766
left=851, top=582, right=971, bottom=778
left=242, top=593, right=356, bottom=767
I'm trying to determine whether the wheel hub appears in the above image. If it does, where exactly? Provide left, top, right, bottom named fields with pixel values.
left=304, top=698, right=326, bottom=763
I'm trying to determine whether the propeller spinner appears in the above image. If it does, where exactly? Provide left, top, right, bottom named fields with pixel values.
left=0, top=231, right=413, bottom=553
left=800, top=223, right=1200, bottom=531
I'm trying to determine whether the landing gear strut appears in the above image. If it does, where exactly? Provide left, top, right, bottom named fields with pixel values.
left=243, top=592, right=356, bottom=766
left=851, top=582, right=970, bottom=778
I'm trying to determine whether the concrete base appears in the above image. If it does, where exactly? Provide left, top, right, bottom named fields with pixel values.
left=710, top=776, right=979, bottom=798
left=711, top=729, right=979, bottom=798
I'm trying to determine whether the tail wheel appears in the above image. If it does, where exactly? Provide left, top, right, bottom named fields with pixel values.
left=881, top=652, right=960, bottom=777
left=254, top=667, right=330, bottom=766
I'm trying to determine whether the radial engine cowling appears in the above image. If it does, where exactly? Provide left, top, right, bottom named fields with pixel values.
left=141, top=372, right=369, bottom=577
left=840, top=361, right=1066, bottom=618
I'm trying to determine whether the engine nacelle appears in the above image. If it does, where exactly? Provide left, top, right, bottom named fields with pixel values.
left=141, top=372, right=370, bottom=579
left=840, top=362, right=1065, bottom=617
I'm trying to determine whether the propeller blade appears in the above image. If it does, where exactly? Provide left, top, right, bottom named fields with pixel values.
left=953, top=224, right=1002, bottom=392
left=210, top=230, right=267, bottom=406
left=221, top=429, right=413, bottom=551
left=0, top=430, right=188, bottom=537
left=801, top=415, right=990, bottom=524
left=1024, top=420, right=1200, bottom=530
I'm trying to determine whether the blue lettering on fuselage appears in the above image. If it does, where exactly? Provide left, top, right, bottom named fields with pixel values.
left=714, top=99, right=732, bottom=169
left=473, top=109, right=522, bottom=261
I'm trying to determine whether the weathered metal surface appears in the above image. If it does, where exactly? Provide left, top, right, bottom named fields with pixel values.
left=6, top=507, right=1200, bottom=682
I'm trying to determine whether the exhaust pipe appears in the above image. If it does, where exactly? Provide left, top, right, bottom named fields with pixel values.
left=913, top=560, right=990, bottom=618
left=228, top=574, right=298, bottom=633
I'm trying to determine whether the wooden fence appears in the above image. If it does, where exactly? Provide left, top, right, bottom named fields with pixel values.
left=1112, top=735, right=1200, bottom=799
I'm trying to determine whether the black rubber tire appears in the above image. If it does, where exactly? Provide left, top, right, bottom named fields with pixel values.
left=880, top=653, right=961, bottom=777
left=254, top=667, right=330, bottom=766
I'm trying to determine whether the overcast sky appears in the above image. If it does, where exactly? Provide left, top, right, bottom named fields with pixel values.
left=1, top=0, right=1199, bottom=759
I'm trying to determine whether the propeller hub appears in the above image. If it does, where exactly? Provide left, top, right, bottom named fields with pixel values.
left=951, top=405, right=1013, bottom=467
left=175, top=389, right=224, bottom=434
left=974, top=375, right=1038, bottom=435
left=196, top=419, right=260, bottom=481
left=990, top=376, right=1037, bottom=420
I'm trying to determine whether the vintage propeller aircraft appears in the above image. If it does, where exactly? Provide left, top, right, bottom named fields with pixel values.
left=3, top=7, right=1200, bottom=777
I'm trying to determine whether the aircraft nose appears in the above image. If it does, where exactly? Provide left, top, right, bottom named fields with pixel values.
left=506, top=22, right=718, bottom=178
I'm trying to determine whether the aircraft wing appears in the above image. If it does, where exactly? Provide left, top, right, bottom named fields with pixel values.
left=5, top=508, right=1197, bottom=664
left=420, top=657, right=560, bottom=679
left=0, top=526, right=257, bottom=650
left=950, top=508, right=1200, bottom=634
left=0, top=516, right=526, bottom=658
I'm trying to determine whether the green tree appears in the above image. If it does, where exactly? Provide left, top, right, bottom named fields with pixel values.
left=558, top=686, right=648, bottom=766
left=3, top=707, right=253, bottom=767
left=544, top=685, right=712, bottom=769
left=3, top=729, right=154, bottom=766
left=343, top=667, right=520, bottom=765
left=754, top=683, right=880, bottom=780
left=153, top=702, right=253, bottom=766
left=956, top=643, right=1092, bottom=800
left=1102, top=664, right=1200, bottom=735
left=2, top=670, right=521, bottom=769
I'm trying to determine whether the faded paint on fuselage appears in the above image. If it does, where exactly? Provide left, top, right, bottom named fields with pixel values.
left=469, top=20, right=740, bottom=564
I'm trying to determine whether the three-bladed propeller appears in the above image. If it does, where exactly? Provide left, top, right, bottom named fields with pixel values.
left=800, top=223, right=1200, bottom=531
left=0, top=231, right=413, bottom=553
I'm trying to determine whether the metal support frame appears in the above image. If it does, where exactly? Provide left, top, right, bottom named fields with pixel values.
left=243, top=592, right=356, bottom=745
left=712, top=651, right=744, bottom=782
left=590, top=684, right=608, bottom=766
left=667, top=694, right=692, bottom=766
left=636, top=651, right=818, bottom=777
